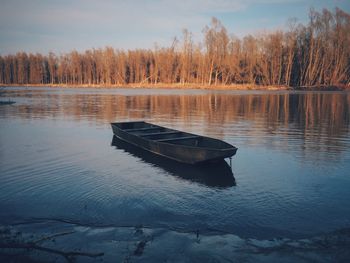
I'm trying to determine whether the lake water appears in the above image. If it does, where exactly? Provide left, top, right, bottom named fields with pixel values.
left=0, top=87, right=350, bottom=241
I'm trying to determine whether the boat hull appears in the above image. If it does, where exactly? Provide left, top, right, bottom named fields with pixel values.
left=111, top=122, right=237, bottom=164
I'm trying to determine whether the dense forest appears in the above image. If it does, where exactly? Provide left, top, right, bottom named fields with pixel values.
left=0, top=8, right=349, bottom=88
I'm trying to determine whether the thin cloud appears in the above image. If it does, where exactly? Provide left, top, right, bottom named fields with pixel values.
left=0, top=0, right=348, bottom=54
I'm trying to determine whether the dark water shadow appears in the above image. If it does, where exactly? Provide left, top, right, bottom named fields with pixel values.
left=111, top=136, right=236, bottom=188
left=0, top=100, right=16, bottom=105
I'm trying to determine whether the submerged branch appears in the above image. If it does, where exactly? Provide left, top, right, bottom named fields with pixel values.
left=33, top=231, right=76, bottom=244
left=0, top=242, right=104, bottom=262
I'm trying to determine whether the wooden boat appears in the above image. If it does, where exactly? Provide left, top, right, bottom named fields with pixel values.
left=111, top=121, right=237, bottom=164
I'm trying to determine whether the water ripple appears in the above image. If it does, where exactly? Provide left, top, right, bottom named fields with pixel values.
left=1, top=87, right=350, bottom=240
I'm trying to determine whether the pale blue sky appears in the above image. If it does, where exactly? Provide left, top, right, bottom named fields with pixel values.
left=0, top=0, right=349, bottom=55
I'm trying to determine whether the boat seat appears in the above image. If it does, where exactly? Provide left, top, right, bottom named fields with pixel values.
left=155, top=135, right=199, bottom=142
left=124, top=126, right=160, bottom=132
left=140, top=131, right=181, bottom=137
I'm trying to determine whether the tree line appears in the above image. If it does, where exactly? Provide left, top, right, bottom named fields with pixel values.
left=0, top=8, right=349, bottom=88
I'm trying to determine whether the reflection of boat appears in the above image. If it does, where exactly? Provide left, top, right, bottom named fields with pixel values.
left=111, top=121, right=237, bottom=164
left=0, top=100, right=15, bottom=105
left=111, top=136, right=236, bottom=188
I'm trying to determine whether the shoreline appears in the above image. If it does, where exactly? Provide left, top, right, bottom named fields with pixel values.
left=1, top=220, right=349, bottom=262
left=1, top=83, right=349, bottom=91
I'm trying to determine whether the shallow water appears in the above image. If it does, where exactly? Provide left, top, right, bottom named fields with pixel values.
left=0, top=87, right=349, bottom=240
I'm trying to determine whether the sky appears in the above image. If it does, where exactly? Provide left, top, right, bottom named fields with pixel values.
left=0, top=0, right=349, bottom=55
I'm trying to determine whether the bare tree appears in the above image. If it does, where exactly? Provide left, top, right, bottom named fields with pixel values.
left=0, top=8, right=348, bottom=88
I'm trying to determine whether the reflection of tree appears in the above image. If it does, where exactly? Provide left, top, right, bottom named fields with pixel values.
left=4, top=90, right=350, bottom=158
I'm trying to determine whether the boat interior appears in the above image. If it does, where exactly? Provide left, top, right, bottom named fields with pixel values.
left=114, top=121, right=231, bottom=149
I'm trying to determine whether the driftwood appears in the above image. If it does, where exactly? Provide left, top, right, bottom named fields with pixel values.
left=32, top=231, right=76, bottom=244
left=0, top=227, right=104, bottom=263
left=0, top=242, right=104, bottom=263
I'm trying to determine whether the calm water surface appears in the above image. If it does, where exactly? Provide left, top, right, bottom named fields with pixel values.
left=0, top=87, right=349, bottom=239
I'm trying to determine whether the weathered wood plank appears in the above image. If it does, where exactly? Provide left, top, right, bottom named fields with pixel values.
left=155, top=136, right=199, bottom=142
